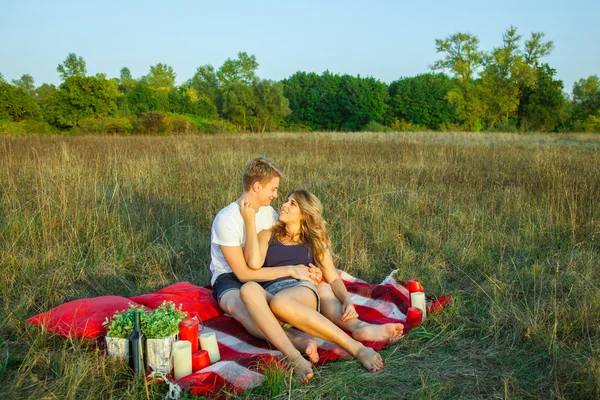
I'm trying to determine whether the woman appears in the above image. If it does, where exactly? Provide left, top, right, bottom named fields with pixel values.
left=239, top=190, right=403, bottom=379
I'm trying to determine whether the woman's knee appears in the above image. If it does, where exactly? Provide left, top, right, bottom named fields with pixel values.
left=317, top=282, right=334, bottom=298
left=269, top=293, right=293, bottom=317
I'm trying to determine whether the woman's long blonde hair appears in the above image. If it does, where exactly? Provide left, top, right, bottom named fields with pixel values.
left=272, top=190, right=331, bottom=270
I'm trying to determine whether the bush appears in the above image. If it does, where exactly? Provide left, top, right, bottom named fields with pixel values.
left=391, top=118, right=428, bottom=132
left=136, top=112, right=166, bottom=134
left=78, top=116, right=134, bottom=134
left=164, top=114, right=197, bottom=134
left=0, top=120, right=58, bottom=135
left=363, top=121, right=393, bottom=132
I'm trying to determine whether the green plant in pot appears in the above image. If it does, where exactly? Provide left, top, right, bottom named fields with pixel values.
left=142, top=301, right=187, bottom=374
left=103, top=305, right=147, bottom=359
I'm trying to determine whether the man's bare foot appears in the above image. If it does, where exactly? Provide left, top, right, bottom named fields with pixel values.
left=352, top=322, right=404, bottom=342
left=355, top=347, right=384, bottom=372
left=288, top=354, right=314, bottom=382
left=284, top=327, right=320, bottom=363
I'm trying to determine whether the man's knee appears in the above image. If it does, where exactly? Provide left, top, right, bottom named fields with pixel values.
left=239, top=281, right=263, bottom=304
left=219, top=290, right=244, bottom=316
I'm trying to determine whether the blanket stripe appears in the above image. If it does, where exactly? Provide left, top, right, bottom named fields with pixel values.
left=175, top=271, right=451, bottom=397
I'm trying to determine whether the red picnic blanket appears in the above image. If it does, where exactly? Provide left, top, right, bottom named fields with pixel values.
left=28, top=270, right=452, bottom=397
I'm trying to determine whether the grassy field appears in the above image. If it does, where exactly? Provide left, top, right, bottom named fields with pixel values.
left=0, top=131, right=599, bottom=399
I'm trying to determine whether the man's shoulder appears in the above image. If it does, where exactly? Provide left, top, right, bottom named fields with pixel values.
left=213, top=202, right=242, bottom=225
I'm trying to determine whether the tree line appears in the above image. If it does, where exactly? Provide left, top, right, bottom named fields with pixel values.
left=1, top=26, right=599, bottom=134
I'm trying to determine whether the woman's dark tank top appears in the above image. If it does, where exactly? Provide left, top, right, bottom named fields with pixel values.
left=261, top=235, right=315, bottom=288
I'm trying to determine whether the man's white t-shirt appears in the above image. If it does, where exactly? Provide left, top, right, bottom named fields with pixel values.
left=210, top=202, right=278, bottom=285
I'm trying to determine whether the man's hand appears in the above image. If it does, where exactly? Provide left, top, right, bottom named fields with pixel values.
left=240, top=197, right=256, bottom=223
left=289, top=264, right=322, bottom=285
left=341, top=301, right=358, bottom=322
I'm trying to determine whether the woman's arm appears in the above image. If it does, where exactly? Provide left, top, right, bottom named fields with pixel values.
left=222, top=245, right=322, bottom=284
left=319, top=248, right=359, bottom=321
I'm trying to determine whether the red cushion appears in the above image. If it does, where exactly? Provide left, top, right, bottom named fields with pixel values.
left=27, top=296, right=143, bottom=339
left=129, top=282, right=222, bottom=322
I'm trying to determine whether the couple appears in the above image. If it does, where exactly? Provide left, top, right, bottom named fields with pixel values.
left=209, top=157, right=403, bottom=381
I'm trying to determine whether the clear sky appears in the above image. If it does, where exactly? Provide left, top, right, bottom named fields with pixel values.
left=1, top=0, right=598, bottom=93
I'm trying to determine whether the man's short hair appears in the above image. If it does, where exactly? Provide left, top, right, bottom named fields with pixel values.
left=242, top=157, right=284, bottom=191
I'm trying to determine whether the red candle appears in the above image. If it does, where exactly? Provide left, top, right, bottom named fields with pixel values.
left=192, top=350, right=211, bottom=372
left=406, top=307, right=423, bottom=325
left=408, top=280, right=424, bottom=293
left=179, top=314, right=199, bottom=352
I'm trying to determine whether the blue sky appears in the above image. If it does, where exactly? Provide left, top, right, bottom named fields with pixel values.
left=1, top=0, right=598, bottom=94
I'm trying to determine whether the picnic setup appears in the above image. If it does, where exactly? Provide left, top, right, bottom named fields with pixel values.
left=27, top=271, right=451, bottom=398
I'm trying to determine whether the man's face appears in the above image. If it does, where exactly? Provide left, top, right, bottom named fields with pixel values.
left=256, top=177, right=280, bottom=207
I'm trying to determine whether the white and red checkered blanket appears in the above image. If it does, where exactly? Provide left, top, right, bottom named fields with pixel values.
left=175, top=270, right=452, bottom=397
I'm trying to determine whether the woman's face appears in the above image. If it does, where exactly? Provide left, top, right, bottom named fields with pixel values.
left=279, top=194, right=303, bottom=224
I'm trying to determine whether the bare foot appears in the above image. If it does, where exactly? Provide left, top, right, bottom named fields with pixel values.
left=288, top=354, right=314, bottom=382
left=284, top=327, right=320, bottom=364
left=355, top=347, right=384, bottom=372
left=352, top=322, right=404, bottom=342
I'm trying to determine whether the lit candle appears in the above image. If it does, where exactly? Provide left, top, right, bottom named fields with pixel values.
left=192, top=350, right=211, bottom=372
left=179, top=315, right=199, bottom=352
left=173, top=340, right=192, bottom=380
left=199, top=332, right=220, bottom=364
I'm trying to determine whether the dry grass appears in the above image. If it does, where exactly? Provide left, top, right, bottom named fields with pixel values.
left=1, top=132, right=599, bottom=399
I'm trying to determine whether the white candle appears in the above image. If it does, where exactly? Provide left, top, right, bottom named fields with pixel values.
left=199, top=332, right=221, bottom=363
left=173, top=340, right=192, bottom=380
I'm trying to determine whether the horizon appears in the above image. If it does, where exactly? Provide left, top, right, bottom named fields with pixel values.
left=1, top=0, right=599, bottom=94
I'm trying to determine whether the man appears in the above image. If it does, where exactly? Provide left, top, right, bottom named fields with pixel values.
left=209, top=157, right=321, bottom=381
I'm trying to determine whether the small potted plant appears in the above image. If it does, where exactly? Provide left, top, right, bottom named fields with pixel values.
left=103, top=305, right=146, bottom=360
left=142, top=301, right=187, bottom=374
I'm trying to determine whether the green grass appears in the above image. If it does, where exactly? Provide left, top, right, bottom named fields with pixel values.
left=1, top=131, right=599, bottom=399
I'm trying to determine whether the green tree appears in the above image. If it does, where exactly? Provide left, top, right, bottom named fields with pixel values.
left=121, top=81, right=159, bottom=116
left=251, top=79, right=291, bottom=132
left=186, top=64, right=222, bottom=113
left=217, top=52, right=259, bottom=91
left=57, top=53, right=87, bottom=81
left=517, top=64, right=565, bottom=132
left=0, top=81, right=41, bottom=121
left=572, top=75, right=600, bottom=121
left=12, top=74, right=35, bottom=95
left=167, top=86, right=218, bottom=118
left=118, top=67, right=136, bottom=94
left=389, top=73, right=456, bottom=129
left=45, top=75, right=120, bottom=127
left=222, top=82, right=256, bottom=131
left=33, top=83, right=57, bottom=121
left=145, top=63, right=176, bottom=90
left=0, top=73, right=5, bottom=83
left=432, top=32, right=486, bottom=130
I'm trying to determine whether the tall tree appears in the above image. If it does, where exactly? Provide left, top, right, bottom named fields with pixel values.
left=517, top=64, right=565, bottom=132
left=0, top=81, right=41, bottom=121
left=145, top=63, right=176, bottom=90
left=217, top=52, right=259, bottom=91
left=56, top=53, right=87, bottom=81
left=389, top=73, right=456, bottom=129
left=432, top=32, right=485, bottom=130
left=12, top=74, right=35, bottom=95
left=186, top=64, right=222, bottom=112
left=251, top=79, right=291, bottom=132
left=118, top=67, right=136, bottom=94
left=45, top=75, right=120, bottom=127
left=572, top=75, right=600, bottom=122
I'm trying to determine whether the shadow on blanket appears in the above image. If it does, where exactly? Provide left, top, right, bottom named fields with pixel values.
left=28, top=270, right=452, bottom=397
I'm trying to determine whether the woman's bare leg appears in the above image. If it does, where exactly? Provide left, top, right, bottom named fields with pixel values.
left=269, top=287, right=384, bottom=372
left=239, top=282, right=315, bottom=381
left=317, top=283, right=404, bottom=342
